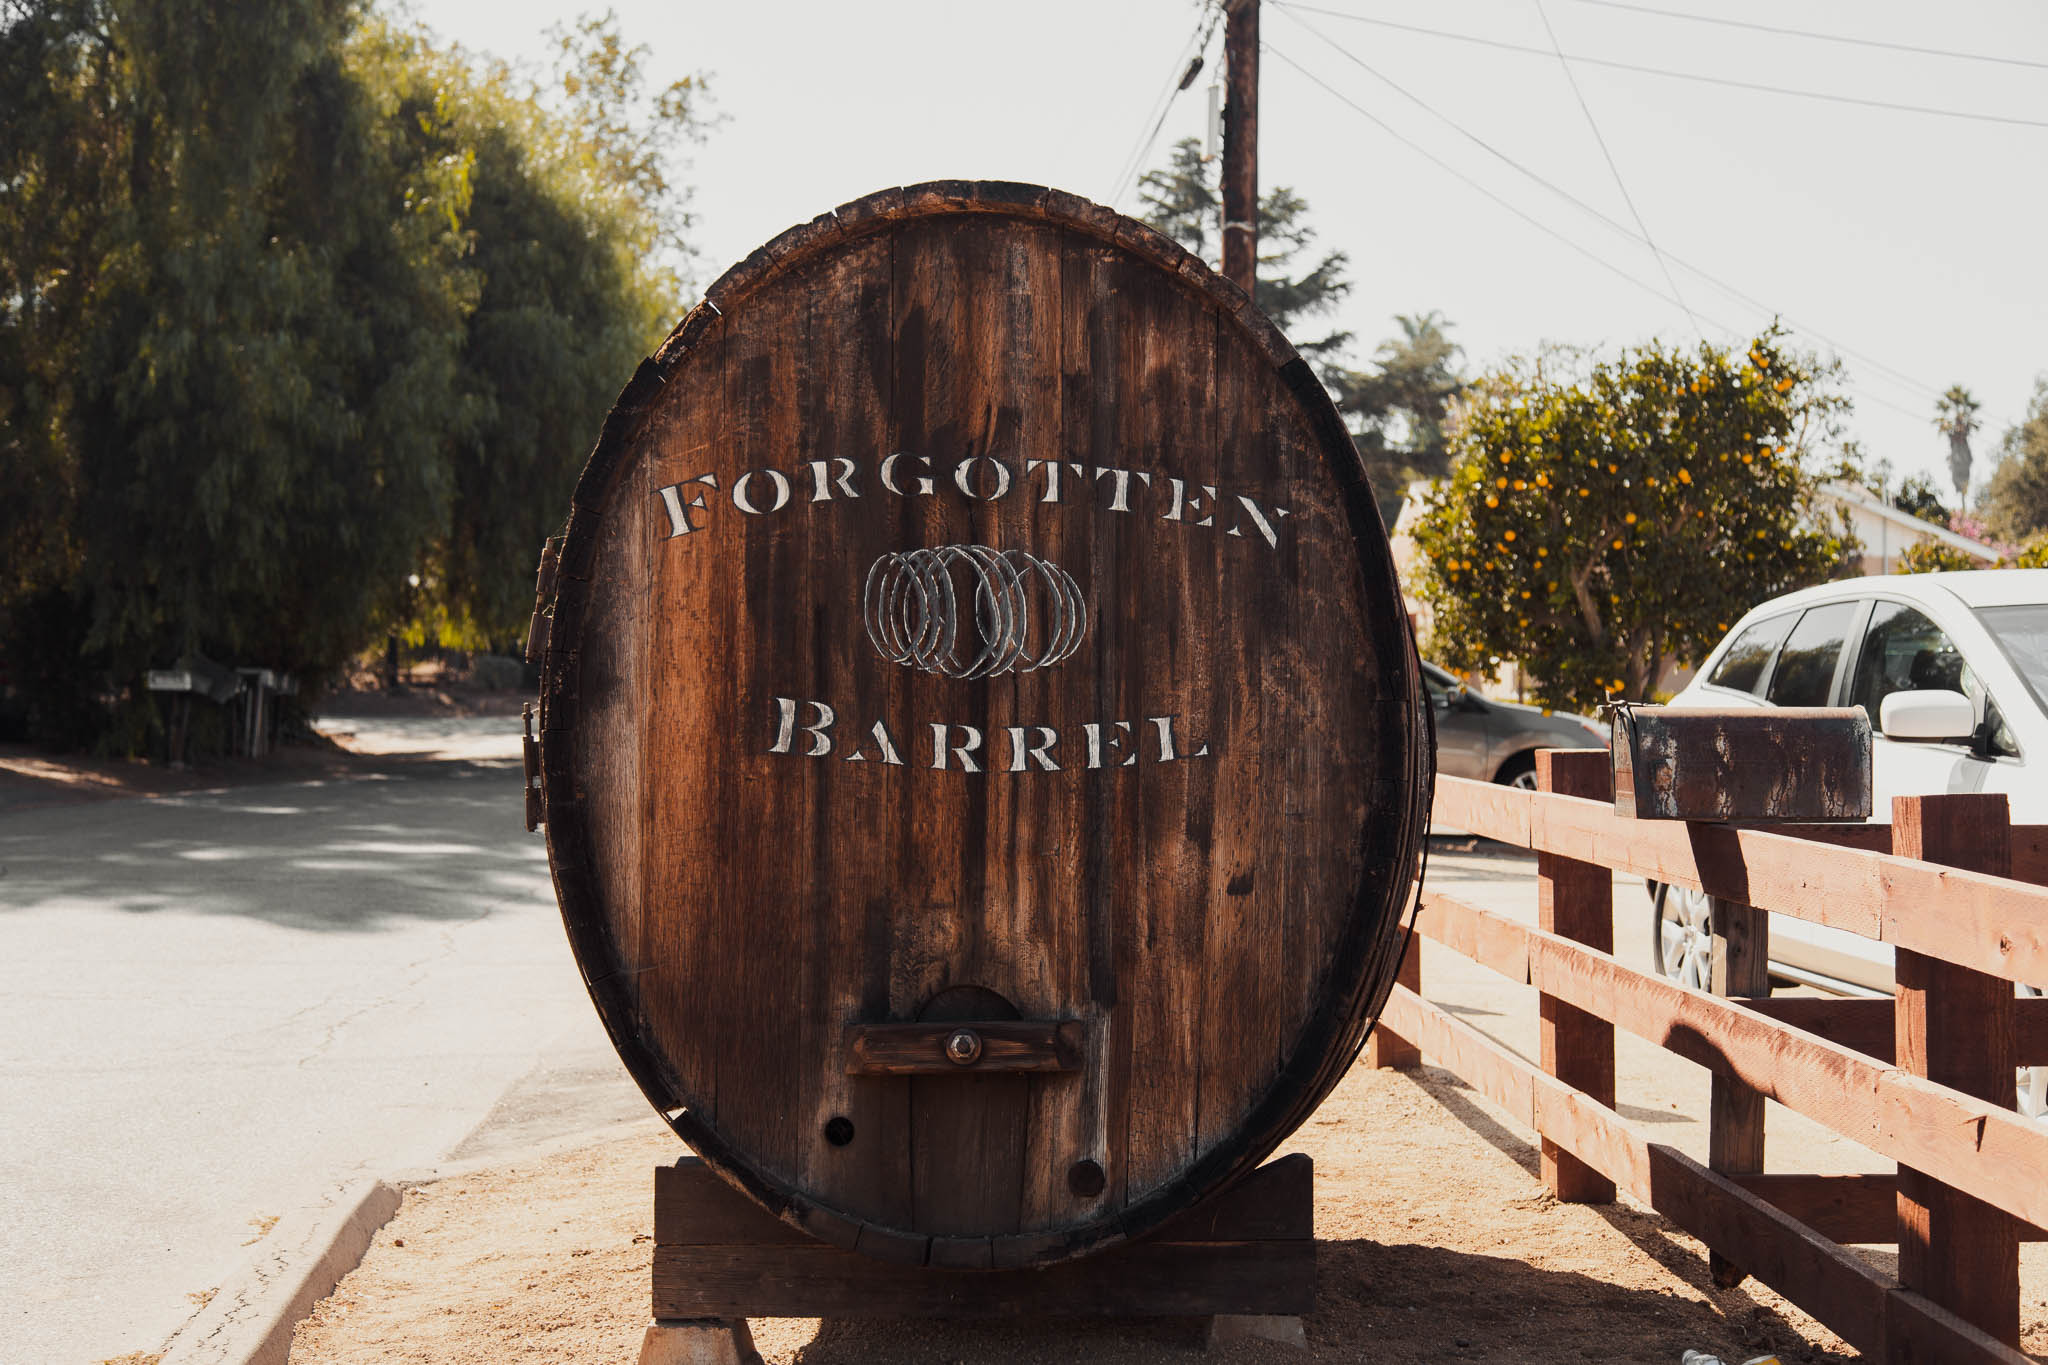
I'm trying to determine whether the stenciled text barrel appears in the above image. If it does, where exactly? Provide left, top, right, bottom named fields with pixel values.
left=536, top=181, right=1431, bottom=1269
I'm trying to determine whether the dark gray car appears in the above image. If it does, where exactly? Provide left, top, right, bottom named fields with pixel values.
left=1422, top=661, right=1608, bottom=787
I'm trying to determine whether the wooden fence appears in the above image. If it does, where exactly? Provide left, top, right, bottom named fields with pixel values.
left=1367, top=751, right=2048, bottom=1362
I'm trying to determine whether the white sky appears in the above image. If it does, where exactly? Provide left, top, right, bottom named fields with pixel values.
left=407, top=0, right=2048, bottom=498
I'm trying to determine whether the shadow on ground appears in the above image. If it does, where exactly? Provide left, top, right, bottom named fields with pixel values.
left=760, top=1232, right=1849, bottom=1365
left=0, top=758, right=539, bottom=932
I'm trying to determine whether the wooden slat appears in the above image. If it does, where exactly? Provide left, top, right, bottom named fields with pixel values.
left=1416, top=893, right=1529, bottom=983
left=1363, top=933, right=1420, bottom=1069
left=1892, top=795, right=2020, bottom=1349
left=1765, top=823, right=2048, bottom=889
left=1536, top=750, right=1614, bottom=1204
left=653, top=1154, right=1313, bottom=1318
left=654, top=1239, right=1315, bottom=1318
left=1430, top=776, right=1532, bottom=846
left=1749, top=998, right=1895, bottom=1061
left=1748, top=996, right=2048, bottom=1065
left=1381, top=988, right=2034, bottom=1364
left=1407, top=894, right=2048, bottom=1234
left=1728, top=1174, right=2048, bottom=1245
left=1433, top=777, right=2048, bottom=987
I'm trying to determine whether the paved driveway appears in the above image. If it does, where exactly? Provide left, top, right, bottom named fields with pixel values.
left=0, top=722, right=649, bottom=1364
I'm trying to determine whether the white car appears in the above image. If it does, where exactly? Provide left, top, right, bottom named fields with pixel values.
left=1647, top=570, right=2048, bottom=1115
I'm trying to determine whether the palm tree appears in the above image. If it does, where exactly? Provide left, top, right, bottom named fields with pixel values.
left=1935, top=384, right=1982, bottom=507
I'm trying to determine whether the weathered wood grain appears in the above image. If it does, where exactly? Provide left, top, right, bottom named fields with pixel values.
left=1706, top=892, right=1768, bottom=1287
left=537, top=183, right=1428, bottom=1265
left=1610, top=705, right=1871, bottom=822
left=1536, top=749, right=1614, bottom=1204
left=1893, top=794, right=2020, bottom=1348
left=652, top=1154, right=1313, bottom=1318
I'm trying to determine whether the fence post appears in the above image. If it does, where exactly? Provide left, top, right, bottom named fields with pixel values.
left=1891, top=792, right=2019, bottom=1352
left=1536, top=748, right=1615, bottom=1203
left=1364, top=933, right=1421, bottom=1069
left=1706, top=892, right=1770, bottom=1287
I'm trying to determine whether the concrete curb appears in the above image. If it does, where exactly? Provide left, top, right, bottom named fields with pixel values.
left=161, top=1178, right=402, bottom=1365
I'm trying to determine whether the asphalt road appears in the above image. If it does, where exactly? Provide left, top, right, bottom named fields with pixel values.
left=0, top=720, right=651, bottom=1365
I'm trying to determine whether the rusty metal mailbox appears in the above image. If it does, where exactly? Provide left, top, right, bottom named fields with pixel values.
left=1610, top=705, right=1871, bottom=823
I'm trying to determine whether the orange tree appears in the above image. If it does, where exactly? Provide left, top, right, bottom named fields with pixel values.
left=1411, top=330, right=1854, bottom=715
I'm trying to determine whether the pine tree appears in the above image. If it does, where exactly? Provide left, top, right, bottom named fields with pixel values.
left=1136, top=138, right=1458, bottom=522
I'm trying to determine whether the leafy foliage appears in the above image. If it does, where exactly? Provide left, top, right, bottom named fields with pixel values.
left=1410, top=331, right=1855, bottom=715
left=1890, top=473, right=1949, bottom=526
left=1136, top=138, right=1460, bottom=519
left=1896, top=539, right=1982, bottom=574
left=0, top=2, right=706, bottom=748
left=1981, top=377, right=2048, bottom=545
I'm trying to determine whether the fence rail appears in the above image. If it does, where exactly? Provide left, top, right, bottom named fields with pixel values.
left=1376, top=758, right=2048, bottom=1362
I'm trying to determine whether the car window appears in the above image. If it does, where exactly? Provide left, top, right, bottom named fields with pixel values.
left=1849, top=601, right=2017, bottom=757
left=1975, top=603, right=2048, bottom=717
left=1706, top=612, right=1796, bottom=695
left=1765, top=602, right=1858, bottom=707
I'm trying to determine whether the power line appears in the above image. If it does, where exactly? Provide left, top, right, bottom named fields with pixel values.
left=1267, top=2, right=2048, bottom=131
left=1530, top=0, right=1700, bottom=340
left=1264, top=41, right=1734, bottom=331
left=1106, top=2, right=1225, bottom=208
left=1569, top=0, right=2048, bottom=74
left=1268, top=4, right=1966, bottom=409
left=1265, top=36, right=1991, bottom=435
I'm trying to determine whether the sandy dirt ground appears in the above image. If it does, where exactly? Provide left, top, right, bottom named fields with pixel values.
left=286, top=1045, right=2048, bottom=1365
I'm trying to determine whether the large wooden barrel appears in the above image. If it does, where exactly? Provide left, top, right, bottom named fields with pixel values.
left=536, top=181, right=1430, bottom=1268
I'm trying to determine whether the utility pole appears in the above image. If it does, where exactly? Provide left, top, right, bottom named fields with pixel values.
left=1220, top=0, right=1259, bottom=297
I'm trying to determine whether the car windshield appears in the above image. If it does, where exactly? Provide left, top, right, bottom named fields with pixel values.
left=1975, top=603, right=2048, bottom=717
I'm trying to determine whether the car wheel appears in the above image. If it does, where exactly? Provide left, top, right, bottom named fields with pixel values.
left=1651, top=882, right=1713, bottom=991
left=1497, top=755, right=1539, bottom=791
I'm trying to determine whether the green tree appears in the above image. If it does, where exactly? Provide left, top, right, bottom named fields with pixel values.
left=1891, top=472, right=1949, bottom=526
left=2, top=0, right=474, bottom=750
left=1897, top=539, right=1982, bottom=574
left=1410, top=330, right=1854, bottom=714
left=1136, top=137, right=1461, bottom=520
left=364, top=15, right=710, bottom=647
left=1980, top=377, right=2048, bottom=545
left=1328, top=310, right=1464, bottom=487
left=0, top=3, right=709, bottom=748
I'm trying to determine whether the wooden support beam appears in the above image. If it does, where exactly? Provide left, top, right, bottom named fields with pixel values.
left=653, top=1154, right=1314, bottom=1317
left=1363, top=932, right=1420, bottom=1069
left=1407, top=891, right=2048, bottom=1234
left=1892, top=794, right=2021, bottom=1352
left=1536, top=749, right=1614, bottom=1204
left=1708, top=889, right=1769, bottom=1287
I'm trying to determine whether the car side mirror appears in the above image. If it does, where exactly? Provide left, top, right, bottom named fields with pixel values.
left=1879, top=689, right=1974, bottom=742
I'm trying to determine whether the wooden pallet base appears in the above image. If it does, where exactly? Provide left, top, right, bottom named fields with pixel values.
left=652, top=1153, right=1315, bottom=1320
